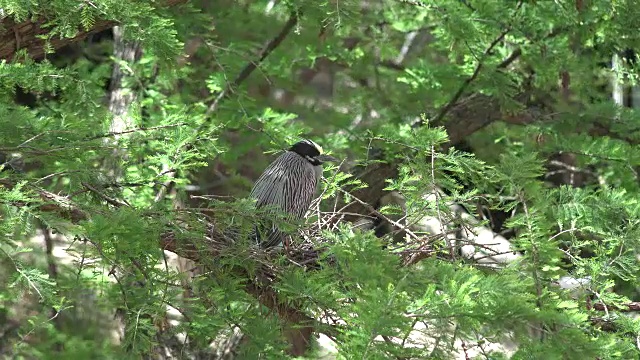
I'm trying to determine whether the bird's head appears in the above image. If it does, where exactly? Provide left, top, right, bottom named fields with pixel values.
left=290, top=139, right=338, bottom=166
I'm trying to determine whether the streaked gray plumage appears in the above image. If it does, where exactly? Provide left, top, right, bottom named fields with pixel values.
left=250, top=139, right=337, bottom=248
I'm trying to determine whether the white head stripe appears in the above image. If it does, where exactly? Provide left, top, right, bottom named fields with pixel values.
left=303, top=139, right=323, bottom=154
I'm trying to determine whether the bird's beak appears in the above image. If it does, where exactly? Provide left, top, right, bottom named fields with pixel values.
left=316, top=154, right=339, bottom=163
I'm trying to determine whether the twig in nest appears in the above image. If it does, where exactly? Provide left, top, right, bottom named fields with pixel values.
left=335, top=187, right=421, bottom=241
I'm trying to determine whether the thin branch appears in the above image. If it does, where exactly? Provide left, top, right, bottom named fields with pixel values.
left=497, top=47, right=522, bottom=69
left=204, top=10, right=301, bottom=117
left=497, top=23, right=571, bottom=70
left=334, top=186, right=421, bottom=241
left=431, top=0, right=530, bottom=126
left=432, top=28, right=511, bottom=125
left=153, top=168, right=177, bottom=203
left=86, top=123, right=187, bottom=141
left=82, top=182, right=130, bottom=207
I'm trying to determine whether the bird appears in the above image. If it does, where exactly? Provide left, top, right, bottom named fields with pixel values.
left=249, top=139, right=338, bottom=248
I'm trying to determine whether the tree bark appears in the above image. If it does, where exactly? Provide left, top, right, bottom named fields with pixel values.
left=103, top=26, right=143, bottom=179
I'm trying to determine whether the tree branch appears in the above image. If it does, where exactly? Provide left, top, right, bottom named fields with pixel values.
left=432, top=28, right=510, bottom=125
left=592, top=301, right=640, bottom=312
left=1, top=178, right=320, bottom=356
left=204, top=10, right=300, bottom=117
left=0, top=0, right=187, bottom=61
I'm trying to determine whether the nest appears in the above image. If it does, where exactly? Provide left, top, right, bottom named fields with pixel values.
left=189, top=202, right=441, bottom=289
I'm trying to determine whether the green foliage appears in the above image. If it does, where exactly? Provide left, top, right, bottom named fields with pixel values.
left=1, top=0, right=640, bottom=358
